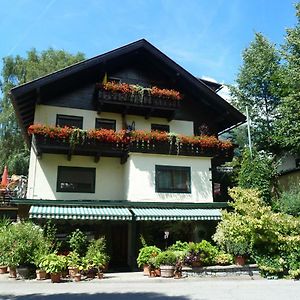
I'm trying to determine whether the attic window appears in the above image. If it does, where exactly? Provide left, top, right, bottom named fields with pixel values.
left=151, top=124, right=170, bottom=132
left=95, top=118, right=116, bottom=130
left=56, top=115, right=83, bottom=129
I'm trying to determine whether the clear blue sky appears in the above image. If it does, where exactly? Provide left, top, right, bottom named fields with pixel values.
left=0, top=0, right=297, bottom=85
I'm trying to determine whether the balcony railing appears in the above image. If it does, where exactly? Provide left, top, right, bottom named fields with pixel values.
left=29, top=125, right=234, bottom=163
left=94, top=84, right=181, bottom=119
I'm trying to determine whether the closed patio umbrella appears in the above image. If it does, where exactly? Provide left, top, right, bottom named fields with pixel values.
left=1, top=166, right=9, bottom=187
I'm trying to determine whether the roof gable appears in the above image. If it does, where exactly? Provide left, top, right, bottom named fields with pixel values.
left=10, top=39, right=245, bottom=142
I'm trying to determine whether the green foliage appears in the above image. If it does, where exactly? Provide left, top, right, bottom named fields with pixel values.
left=0, top=221, right=54, bottom=267
left=167, top=241, right=189, bottom=252
left=275, top=183, right=300, bottom=216
left=85, top=237, right=110, bottom=268
left=0, top=48, right=85, bottom=174
left=155, top=251, right=177, bottom=266
left=214, top=187, right=300, bottom=278
left=193, top=241, right=219, bottom=266
left=136, top=246, right=161, bottom=268
left=68, top=229, right=88, bottom=256
left=255, top=255, right=285, bottom=277
left=66, top=251, right=81, bottom=268
left=214, top=252, right=234, bottom=266
left=39, top=253, right=67, bottom=274
left=274, top=4, right=300, bottom=155
left=238, top=148, right=278, bottom=203
left=230, top=32, right=285, bottom=152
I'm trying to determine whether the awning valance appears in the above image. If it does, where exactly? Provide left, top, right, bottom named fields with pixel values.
left=29, top=205, right=132, bottom=221
left=131, top=208, right=221, bottom=221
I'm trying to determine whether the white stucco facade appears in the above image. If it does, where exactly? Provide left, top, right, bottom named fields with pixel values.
left=27, top=150, right=213, bottom=203
left=27, top=104, right=213, bottom=203
left=124, top=153, right=213, bottom=202
left=34, top=105, right=194, bottom=135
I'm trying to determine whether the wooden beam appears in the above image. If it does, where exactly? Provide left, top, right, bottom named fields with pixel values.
left=120, top=152, right=129, bottom=164
left=94, top=153, right=101, bottom=163
left=167, top=111, right=176, bottom=122
left=145, top=108, right=154, bottom=120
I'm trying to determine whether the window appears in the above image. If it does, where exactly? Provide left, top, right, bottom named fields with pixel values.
left=155, top=165, right=191, bottom=193
left=95, top=118, right=116, bottom=130
left=57, top=166, right=95, bottom=193
left=151, top=124, right=170, bottom=132
left=296, top=158, right=300, bottom=168
left=56, top=115, right=83, bottom=129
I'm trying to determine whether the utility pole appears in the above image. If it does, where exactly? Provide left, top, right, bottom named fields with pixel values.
left=246, top=106, right=252, bottom=157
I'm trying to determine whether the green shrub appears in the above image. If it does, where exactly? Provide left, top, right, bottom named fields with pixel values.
left=68, top=229, right=88, bottom=256
left=195, top=241, right=219, bottom=266
left=255, top=255, right=285, bottom=277
left=1, top=221, right=54, bottom=268
left=214, top=252, right=234, bottom=265
left=167, top=241, right=189, bottom=252
left=155, top=251, right=177, bottom=266
left=214, top=187, right=300, bottom=278
left=67, top=251, right=81, bottom=268
left=275, top=183, right=300, bottom=216
left=238, top=148, right=278, bottom=203
left=85, top=237, right=110, bottom=267
left=39, top=253, right=66, bottom=274
left=136, top=246, right=161, bottom=268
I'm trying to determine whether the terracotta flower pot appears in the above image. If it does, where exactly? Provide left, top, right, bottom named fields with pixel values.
left=97, top=272, right=104, bottom=279
left=174, top=271, right=182, bottom=279
left=68, top=267, right=79, bottom=278
left=0, top=266, right=8, bottom=274
left=74, top=273, right=81, bottom=282
left=143, top=265, right=150, bottom=276
left=50, top=272, right=61, bottom=283
left=9, top=267, right=17, bottom=278
left=235, top=255, right=246, bottom=266
left=149, top=270, right=156, bottom=277
left=155, top=268, right=161, bottom=277
left=36, top=269, right=47, bottom=280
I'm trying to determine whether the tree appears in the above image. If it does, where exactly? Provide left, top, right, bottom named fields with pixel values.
left=0, top=48, right=85, bottom=175
left=274, top=3, right=300, bottom=154
left=230, top=33, right=285, bottom=152
left=238, top=148, right=278, bottom=203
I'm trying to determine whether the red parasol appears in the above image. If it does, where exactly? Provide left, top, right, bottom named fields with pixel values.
left=1, top=166, right=9, bottom=187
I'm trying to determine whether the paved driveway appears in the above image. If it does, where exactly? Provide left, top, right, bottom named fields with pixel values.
left=0, top=272, right=300, bottom=300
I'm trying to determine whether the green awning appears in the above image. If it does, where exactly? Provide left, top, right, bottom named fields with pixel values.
left=29, top=205, right=132, bottom=221
left=131, top=208, right=221, bottom=221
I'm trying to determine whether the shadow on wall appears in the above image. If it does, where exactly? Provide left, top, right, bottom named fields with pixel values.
left=0, top=293, right=190, bottom=300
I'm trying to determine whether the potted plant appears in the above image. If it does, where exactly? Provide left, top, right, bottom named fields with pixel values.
left=67, top=251, right=82, bottom=278
left=85, top=237, right=110, bottom=279
left=39, top=253, right=66, bottom=283
left=155, top=251, right=177, bottom=278
left=137, top=246, right=161, bottom=276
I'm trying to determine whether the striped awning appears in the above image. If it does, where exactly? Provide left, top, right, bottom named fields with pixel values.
left=29, top=205, right=132, bottom=221
left=131, top=208, right=221, bottom=221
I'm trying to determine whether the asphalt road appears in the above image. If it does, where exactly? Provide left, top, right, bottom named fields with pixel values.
left=0, top=272, right=300, bottom=300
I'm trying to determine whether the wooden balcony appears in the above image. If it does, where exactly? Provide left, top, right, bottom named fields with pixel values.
left=94, top=89, right=180, bottom=120
left=33, top=135, right=128, bottom=163
left=129, top=139, right=234, bottom=159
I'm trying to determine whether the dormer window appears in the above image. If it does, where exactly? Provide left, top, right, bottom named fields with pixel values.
left=151, top=124, right=170, bottom=132
left=95, top=118, right=116, bottom=130
left=56, top=114, right=83, bottom=129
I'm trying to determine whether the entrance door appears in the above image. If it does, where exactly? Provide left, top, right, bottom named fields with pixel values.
left=110, top=223, right=129, bottom=271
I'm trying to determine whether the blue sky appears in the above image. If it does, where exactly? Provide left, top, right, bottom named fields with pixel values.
left=0, top=0, right=297, bottom=86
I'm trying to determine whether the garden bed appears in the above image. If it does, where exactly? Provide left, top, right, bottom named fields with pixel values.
left=183, top=264, right=259, bottom=278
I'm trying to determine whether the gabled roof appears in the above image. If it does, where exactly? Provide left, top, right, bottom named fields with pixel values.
left=10, top=39, right=245, bottom=143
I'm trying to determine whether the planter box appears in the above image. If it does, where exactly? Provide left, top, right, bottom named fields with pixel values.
left=160, top=265, right=175, bottom=278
